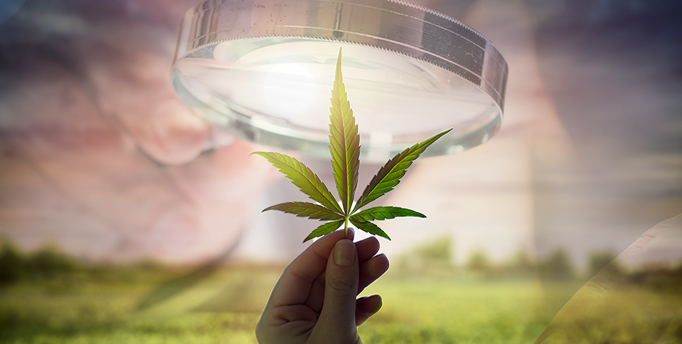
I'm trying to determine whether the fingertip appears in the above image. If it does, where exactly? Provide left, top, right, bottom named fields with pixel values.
left=357, top=235, right=379, bottom=247
left=376, top=252, right=389, bottom=264
left=371, top=253, right=390, bottom=276
left=357, top=294, right=382, bottom=313
left=369, top=294, right=383, bottom=313
left=355, top=294, right=383, bottom=326
left=356, top=235, right=381, bottom=262
left=357, top=252, right=390, bottom=294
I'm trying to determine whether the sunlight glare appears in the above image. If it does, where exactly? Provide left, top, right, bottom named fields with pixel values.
left=262, top=64, right=317, bottom=117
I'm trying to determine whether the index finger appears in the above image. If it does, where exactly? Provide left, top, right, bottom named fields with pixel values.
left=269, top=229, right=355, bottom=307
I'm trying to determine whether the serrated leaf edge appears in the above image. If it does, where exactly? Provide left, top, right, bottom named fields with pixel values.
left=350, top=206, right=426, bottom=221
left=303, top=220, right=345, bottom=243
left=264, top=202, right=343, bottom=221
left=251, top=151, right=342, bottom=214
left=349, top=218, right=391, bottom=241
left=329, top=47, right=360, bottom=216
left=352, top=129, right=452, bottom=212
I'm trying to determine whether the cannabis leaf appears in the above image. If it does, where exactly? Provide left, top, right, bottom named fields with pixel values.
left=328, top=49, right=360, bottom=217
left=352, top=129, right=450, bottom=212
left=253, top=48, right=451, bottom=242
left=250, top=152, right=342, bottom=214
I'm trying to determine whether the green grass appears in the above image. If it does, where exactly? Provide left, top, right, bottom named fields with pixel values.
left=1, top=267, right=681, bottom=343
left=0, top=268, right=266, bottom=344
left=358, top=275, right=551, bottom=344
left=539, top=282, right=682, bottom=344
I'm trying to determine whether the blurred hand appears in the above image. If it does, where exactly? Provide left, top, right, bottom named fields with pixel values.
left=0, top=0, right=276, bottom=262
left=257, top=229, right=390, bottom=344
left=535, top=213, right=682, bottom=344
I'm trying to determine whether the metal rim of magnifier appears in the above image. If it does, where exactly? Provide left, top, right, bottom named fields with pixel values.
left=172, top=0, right=508, bottom=160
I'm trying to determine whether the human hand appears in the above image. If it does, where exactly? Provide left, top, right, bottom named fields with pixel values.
left=256, top=229, right=390, bottom=344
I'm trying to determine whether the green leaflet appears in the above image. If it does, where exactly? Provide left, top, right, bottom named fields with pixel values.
left=264, top=202, right=343, bottom=221
left=251, top=152, right=342, bottom=214
left=254, top=47, right=451, bottom=243
left=303, top=220, right=345, bottom=242
left=349, top=218, right=391, bottom=241
left=352, top=129, right=452, bottom=212
left=329, top=48, right=360, bottom=215
left=350, top=206, right=425, bottom=222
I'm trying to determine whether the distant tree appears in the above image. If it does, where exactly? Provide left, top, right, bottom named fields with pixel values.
left=0, top=241, right=26, bottom=285
left=27, top=243, right=78, bottom=278
left=507, top=249, right=536, bottom=275
left=399, top=237, right=453, bottom=273
left=466, top=249, right=491, bottom=273
left=587, top=251, right=622, bottom=278
left=414, top=237, right=452, bottom=264
left=540, top=248, right=574, bottom=280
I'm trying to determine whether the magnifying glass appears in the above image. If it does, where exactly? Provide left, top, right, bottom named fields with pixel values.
left=171, top=0, right=508, bottom=162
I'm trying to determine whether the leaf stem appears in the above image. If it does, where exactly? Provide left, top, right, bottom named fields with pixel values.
left=344, top=216, right=349, bottom=238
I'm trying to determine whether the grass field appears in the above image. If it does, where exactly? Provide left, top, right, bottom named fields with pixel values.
left=1, top=264, right=681, bottom=344
left=358, top=276, right=551, bottom=343
left=360, top=274, right=682, bottom=343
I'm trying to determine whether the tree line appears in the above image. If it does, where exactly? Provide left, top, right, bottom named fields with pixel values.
left=398, top=237, right=682, bottom=289
left=2, top=238, right=681, bottom=291
left=0, top=240, right=171, bottom=286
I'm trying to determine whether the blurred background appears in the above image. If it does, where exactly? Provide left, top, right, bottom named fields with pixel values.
left=1, top=0, right=681, bottom=343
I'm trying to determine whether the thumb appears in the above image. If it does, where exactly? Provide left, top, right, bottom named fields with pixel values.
left=315, top=238, right=360, bottom=342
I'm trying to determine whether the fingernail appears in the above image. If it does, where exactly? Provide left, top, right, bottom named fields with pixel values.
left=334, top=240, right=355, bottom=266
